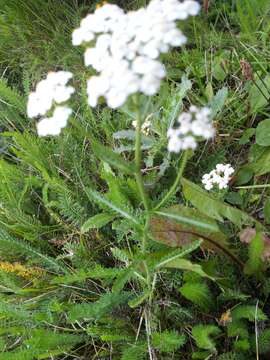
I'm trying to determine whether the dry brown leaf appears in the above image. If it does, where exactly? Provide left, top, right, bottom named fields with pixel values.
left=262, top=235, right=270, bottom=261
left=239, top=227, right=256, bottom=244
left=150, top=216, right=195, bottom=247
left=240, top=59, right=254, bottom=81
left=150, top=215, right=228, bottom=253
left=218, top=309, right=232, bottom=326
left=48, top=238, right=68, bottom=247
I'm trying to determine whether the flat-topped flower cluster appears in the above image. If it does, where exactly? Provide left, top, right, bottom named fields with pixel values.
left=167, top=106, right=215, bottom=152
left=27, top=71, right=74, bottom=136
left=72, top=0, right=200, bottom=108
left=27, top=1, right=204, bottom=138
left=202, top=164, right=234, bottom=190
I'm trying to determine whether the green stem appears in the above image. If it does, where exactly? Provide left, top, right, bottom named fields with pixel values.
left=236, top=184, right=270, bottom=189
left=154, top=150, right=189, bottom=211
left=134, top=96, right=150, bottom=212
left=132, top=97, right=156, bottom=356
left=141, top=215, right=149, bottom=253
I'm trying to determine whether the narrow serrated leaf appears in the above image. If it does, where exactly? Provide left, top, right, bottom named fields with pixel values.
left=112, top=266, right=134, bottom=292
left=164, top=258, right=212, bottom=279
left=155, top=240, right=202, bottom=269
left=84, top=187, right=139, bottom=225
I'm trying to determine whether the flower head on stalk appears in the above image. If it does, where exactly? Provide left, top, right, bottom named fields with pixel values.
left=202, top=164, right=234, bottom=191
left=27, top=71, right=74, bottom=136
left=167, top=106, right=215, bottom=152
left=72, top=0, right=200, bottom=109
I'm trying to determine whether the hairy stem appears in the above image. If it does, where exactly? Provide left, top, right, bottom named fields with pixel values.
left=154, top=150, right=189, bottom=211
left=133, top=97, right=157, bottom=356
left=134, top=95, right=150, bottom=212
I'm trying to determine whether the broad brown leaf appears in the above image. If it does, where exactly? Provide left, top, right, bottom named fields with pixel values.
left=150, top=205, right=229, bottom=253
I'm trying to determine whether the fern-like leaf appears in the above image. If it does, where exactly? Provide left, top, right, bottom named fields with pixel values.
left=152, top=330, right=186, bottom=352
left=179, top=281, right=214, bottom=311
left=0, top=229, right=66, bottom=273
left=192, top=324, right=221, bottom=350
left=68, top=291, right=132, bottom=322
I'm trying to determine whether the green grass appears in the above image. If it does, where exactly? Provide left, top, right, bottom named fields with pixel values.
left=0, top=0, right=270, bottom=359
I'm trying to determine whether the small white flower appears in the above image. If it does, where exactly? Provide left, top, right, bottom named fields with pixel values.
left=202, top=164, right=234, bottom=191
left=163, top=29, right=187, bottom=46
left=204, top=182, right=213, bottom=191
left=182, top=135, right=197, bottom=150
left=132, top=57, right=165, bottom=77
left=167, top=105, right=214, bottom=152
left=167, top=133, right=183, bottom=153
left=53, top=85, right=74, bottom=103
left=72, top=28, right=89, bottom=46
left=27, top=91, right=52, bottom=118
left=183, top=0, right=201, bottom=16
left=46, top=71, right=73, bottom=85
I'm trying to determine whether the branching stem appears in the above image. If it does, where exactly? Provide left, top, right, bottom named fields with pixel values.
left=154, top=150, right=189, bottom=211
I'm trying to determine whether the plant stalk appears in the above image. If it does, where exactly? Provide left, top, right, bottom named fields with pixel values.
left=133, top=97, right=156, bottom=358
left=154, top=150, right=189, bottom=211
left=134, top=95, right=150, bottom=212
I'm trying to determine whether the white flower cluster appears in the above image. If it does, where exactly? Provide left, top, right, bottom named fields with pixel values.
left=167, top=106, right=215, bottom=152
left=27, top=71, right=74, bottom=136
left=202, top=164, right=234, bottom=191
left=72, top=0, right=200, bottom=108
left=36, top=107, right=72, bottom=137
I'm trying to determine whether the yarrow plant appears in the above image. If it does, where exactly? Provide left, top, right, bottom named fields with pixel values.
left=25, top=2, right=250, bottom=358
left=202, top=164, right=235, bottom=190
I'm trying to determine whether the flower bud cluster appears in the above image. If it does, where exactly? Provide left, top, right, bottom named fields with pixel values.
left=167, top=106, right=214, bottom=152
left=132, top=119, right=151, bottom=136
